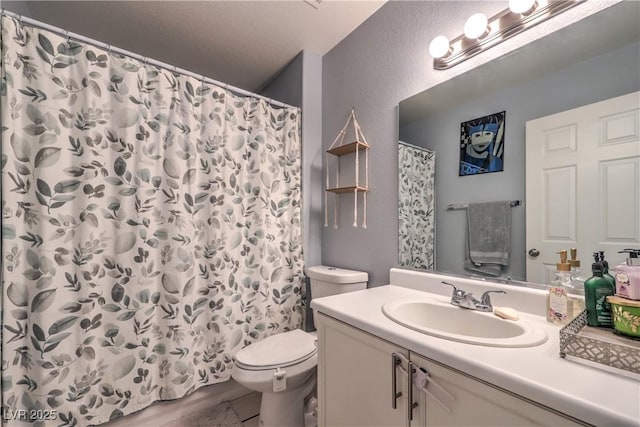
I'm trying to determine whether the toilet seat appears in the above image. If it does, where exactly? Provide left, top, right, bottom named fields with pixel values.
left=235, top=329, right=317, bottom=371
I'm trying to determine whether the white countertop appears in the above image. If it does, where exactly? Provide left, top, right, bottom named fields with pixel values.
left=311, top=279, right=640, bottom=427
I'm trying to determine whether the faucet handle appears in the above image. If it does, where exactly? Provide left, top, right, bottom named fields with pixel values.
left=480, top=290, right=506, bottom=306
left=441, top=281, right=463, bottom=296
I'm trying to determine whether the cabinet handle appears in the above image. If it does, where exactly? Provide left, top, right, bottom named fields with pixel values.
left=391, top=353, right=402, bottom=409
left=407, top=361, right=418, bottom=421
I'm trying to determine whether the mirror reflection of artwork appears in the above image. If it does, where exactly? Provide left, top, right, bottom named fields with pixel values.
left=459, top=111, right=505, bottom=176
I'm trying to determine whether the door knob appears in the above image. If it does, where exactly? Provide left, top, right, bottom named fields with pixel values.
left=528, top=249, right=540, bottom=257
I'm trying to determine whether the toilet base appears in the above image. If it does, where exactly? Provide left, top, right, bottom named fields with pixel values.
left=258, top=370, right=316, bottom=427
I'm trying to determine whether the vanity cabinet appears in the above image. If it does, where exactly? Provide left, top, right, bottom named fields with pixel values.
left=409, top=352, right=585, bottom=427
left=316, top=312, right=586, bottom=427
left=316, top=313, right=409, bottom=427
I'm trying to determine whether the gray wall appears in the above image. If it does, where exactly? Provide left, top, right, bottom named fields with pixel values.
left=1, top=1, right=33, bottom=17
left=261, top=53, right=303, bottom=108
left=322, top=1, right=507, bottom=286
left=321, top=0, right=624, bottom=286
left=301, top=51, right=323, bottom=270
left=400, top=42, right=640, bottom=280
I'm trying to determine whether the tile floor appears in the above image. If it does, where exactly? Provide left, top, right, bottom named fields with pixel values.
left=230, top=392, right=261, bottom=427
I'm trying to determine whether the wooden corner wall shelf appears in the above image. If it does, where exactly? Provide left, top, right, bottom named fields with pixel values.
left=325, top=108, right=370, bottom=228
left=327, top=141, right=370, bottom=157
left=326, top=185, right=369, bottom=194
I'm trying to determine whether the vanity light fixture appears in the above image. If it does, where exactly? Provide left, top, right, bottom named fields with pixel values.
left=429, top=35, right=451, bottom=59
left=463, top=13, right=489, bottom=39
left=430, top=0, right=585, bottom=70
left=509, top=0, right=537, bottom=15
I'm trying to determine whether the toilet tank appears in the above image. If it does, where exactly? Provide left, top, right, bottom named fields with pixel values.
left=307, top=265, right=368, bottom=301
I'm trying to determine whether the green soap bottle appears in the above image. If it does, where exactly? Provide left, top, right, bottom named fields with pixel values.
left=584, top=253, right=615, bottom=327
left=598, top=250, right=616, bottom=287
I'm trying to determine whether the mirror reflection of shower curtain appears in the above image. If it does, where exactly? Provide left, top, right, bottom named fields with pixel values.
left=398, top=142, right=435, bottom=270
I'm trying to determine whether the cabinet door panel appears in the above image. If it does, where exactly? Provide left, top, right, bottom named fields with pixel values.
left=410, top=352, right=585, bottom=427
left=316, top=313, right=409, bottom=427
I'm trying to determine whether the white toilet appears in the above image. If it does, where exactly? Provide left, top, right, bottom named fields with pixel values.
left=231, top=265, right=368, bottom=427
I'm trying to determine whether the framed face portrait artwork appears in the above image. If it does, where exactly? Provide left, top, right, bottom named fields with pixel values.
left=459, top=111, right=505, bottom=176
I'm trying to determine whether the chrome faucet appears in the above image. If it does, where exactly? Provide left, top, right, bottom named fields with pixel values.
left=441, top=281, right=506, bottom=312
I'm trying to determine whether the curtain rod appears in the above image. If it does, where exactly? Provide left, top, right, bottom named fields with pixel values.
left=0, top=9, right=297, bottom=110
left=446, top=200, right=521, bottom=211
left=399, top=140, right=434, bottom=154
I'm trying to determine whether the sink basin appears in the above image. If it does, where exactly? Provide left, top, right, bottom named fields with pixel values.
left=382, top=298, right=547, bottom=348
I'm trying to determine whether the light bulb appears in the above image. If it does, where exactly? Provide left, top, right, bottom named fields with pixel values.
left=429, top=35, right=450, bottom=59
left=509, top=0, right=536, bottom=14
left=464, top=13, right=488, bottom=39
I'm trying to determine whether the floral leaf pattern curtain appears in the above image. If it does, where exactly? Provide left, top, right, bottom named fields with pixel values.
left=1, top=16, right=303, bottom=426
left=398, top=142, right=435, bottom=270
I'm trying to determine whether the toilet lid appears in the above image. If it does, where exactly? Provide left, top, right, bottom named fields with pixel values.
left=235, top=329, right=317, bottom=370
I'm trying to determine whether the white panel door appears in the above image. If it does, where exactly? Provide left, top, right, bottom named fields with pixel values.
left=526, top=91, right=640, bottom=284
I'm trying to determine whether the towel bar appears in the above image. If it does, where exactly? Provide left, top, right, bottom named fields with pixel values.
left=446, top=200, right=521, bottom=211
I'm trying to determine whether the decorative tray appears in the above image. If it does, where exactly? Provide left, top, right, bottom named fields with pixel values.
left=559, top=310, right=640, bottom=380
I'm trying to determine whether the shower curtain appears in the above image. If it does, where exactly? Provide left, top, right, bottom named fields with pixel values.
left=1, top=15, right=303, bottom=426
left=398, top=142, right=435, bottom=270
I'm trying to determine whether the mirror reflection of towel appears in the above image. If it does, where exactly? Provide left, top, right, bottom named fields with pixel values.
left=464, top=201, right=511, bottom=277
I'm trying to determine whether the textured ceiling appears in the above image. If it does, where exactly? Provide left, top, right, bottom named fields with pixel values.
left=4, top=1, right=385, bottom=92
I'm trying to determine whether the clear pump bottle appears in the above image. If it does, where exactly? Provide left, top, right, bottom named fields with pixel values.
left=547, top=250, right=585, bottom=325
left=569, top=248, right=587, bottom=289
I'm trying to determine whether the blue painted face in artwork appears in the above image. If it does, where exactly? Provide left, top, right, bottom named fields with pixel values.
left=467, top=123, right=499, bottom=159
left=459, top=112, right=505, bottom=176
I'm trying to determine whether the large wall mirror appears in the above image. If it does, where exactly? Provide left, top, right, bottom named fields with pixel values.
left=398, top=2, right=640, bottom=284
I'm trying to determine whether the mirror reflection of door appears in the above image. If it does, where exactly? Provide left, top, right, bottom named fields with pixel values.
left=526, top=92, right=640, bottom=284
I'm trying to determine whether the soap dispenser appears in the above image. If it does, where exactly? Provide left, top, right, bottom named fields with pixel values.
left=598, top=250, right=616, bottom=287
left=615, top=249, right=640, bottom=300
left=569, top=248, right=587, bottom=289
left=547, top=250, right=583, bottom=325
left=584, top=252, right=615, bottom=327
